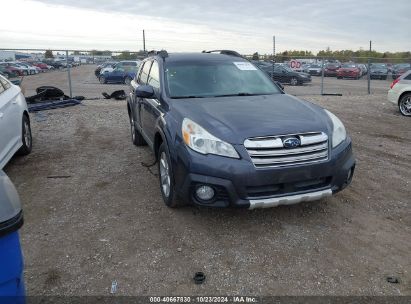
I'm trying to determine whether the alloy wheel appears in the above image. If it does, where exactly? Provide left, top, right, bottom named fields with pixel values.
left=399, top=96, right=411, bottom=116
left=159, top=152, right=171, bottom=198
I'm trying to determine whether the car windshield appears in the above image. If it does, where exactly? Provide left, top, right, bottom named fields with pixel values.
left=342, top=64, right=356, bottom=68
left=372, top=64, right=386, bottom=68
left=165, top=60, right=280, bottom=98
left=282, top=65, right=294, bottom=72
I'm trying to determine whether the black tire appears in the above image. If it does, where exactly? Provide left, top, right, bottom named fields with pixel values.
left=124, top=77, right=132, bottom=85
left=158, top=143, right=184, bottom=208
left=99, top=75, right=106, bottom=84
left=337, top=76, right=342, bottom=79
left=23, top=70, right=28, bottom=76
left=16, top=115, right=32, bottom=156
left=129, top=114, right=146, bottom=146
left=398, top=93, right=411, bottom=117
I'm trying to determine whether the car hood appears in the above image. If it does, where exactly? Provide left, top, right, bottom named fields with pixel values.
left=170, top=94, right=331, bottom=144
left=339, top=68, right=358, bottom=72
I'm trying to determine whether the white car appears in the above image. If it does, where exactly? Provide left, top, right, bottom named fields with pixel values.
left=100, top=60, right=140, bottom=75
left=388, top=70, right=411, bottom=116
left=0, top=75, right=32, bottom=169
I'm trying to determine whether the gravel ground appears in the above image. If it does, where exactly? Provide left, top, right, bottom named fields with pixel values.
left=4, top=65, right=410, bottom=296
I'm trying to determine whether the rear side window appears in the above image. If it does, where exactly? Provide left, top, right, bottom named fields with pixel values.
left=147, top=61, right=160, bottom=89
left=138, top=61, right=152, bottom=85
left=0, top=77, right=11, bottom=90
left=404, top=73, right=411, bottom=80
left=0, top=79, right=5, bottom=95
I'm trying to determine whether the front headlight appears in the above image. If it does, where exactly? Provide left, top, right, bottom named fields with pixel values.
left=324, top=109, right=346, bottom=148
left=182, top=118, right=239, bottom=158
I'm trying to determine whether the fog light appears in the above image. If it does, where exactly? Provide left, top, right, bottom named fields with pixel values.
left=195, top=185, right=215, bottom=201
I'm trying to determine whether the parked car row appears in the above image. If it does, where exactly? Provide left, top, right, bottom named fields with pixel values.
left=95, top=60, right=141, bottom=85
left=0, top=58, right=82, bottom=79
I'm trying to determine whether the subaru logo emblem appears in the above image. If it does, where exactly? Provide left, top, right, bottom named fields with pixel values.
left=283, top=137, right=301, bottom=149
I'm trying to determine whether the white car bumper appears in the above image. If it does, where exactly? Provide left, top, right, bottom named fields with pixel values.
left=387, top=89, right=399, bottom=105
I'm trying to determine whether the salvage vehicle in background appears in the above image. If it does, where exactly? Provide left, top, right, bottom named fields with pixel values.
left=307, top=64, right=323, bottom=76
left=100, top=61, right=140, bottom=75
left=127, top=51, right=355, bottom=209
left=388, top=70, right=411, bottom=116
left=0, top=66, right=17, bottom=79
left=255, top=62, right=311, bottom=85
left=99, top=66, right=137, bottom=85
left=324, top=63, right=340, bottom=77
left=0, top=63, right=24, bottom=76
left=94, top=62, right=117, bottom=77
left=392, top=63, right=411, bottom=80
left=337, top=63, right=362, bottom=79
left=0, top=75, right=32, bottom=169
left=369, top=63, right=388, bottom=80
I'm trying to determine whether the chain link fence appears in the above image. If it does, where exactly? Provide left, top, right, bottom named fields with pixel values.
left=1, top=48, right=410, bottom=101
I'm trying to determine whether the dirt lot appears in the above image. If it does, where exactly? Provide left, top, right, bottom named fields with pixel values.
left=4, top=65, right=411, bottom=296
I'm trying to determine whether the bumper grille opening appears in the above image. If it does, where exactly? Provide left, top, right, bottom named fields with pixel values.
left=246, top=177, right=331, bottom=198
left=244, top=132, right=329, bottom=168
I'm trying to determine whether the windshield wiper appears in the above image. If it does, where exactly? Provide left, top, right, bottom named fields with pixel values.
left=171, top=95, right=206, bottom=99
left=213, top=93, right=262, bottom=97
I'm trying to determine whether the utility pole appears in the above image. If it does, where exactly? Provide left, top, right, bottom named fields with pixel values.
left=367, top=40, right=372, bottom=95
left=143, top=30, right=146, bottom=56
left=369, top=40, right=372, bottom=53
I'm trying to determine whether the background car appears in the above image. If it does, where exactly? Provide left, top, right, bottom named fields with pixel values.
left=95, top=62, right=117, bottom=77
left=0, top=66, right=17, bottom=79
left=255, top=62, right=311, bottom=85
left=0, top=75, right=32, bottom=169
left=14, top=62, right=39, bottom=75
left=0, top=63, right=24, bottom=76
left=369, top=63, right=388, bottom=80
left=337, top=63, right=362, bottom=79
left=307, top=64, right=323, bottom=76
left=392, top=63, right=411, bottom=80
left=100, top=60, right=140, bottom=74
left=324, top=63, right=340, bottom=77
left=358, top=64, right=368, bottom=76
left=99, top=66, right=138, bottom=84
left=388, top=70, right=411, bottom=116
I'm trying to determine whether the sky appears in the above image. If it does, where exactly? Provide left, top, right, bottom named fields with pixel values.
left=1, top=0, right=410, bottom=54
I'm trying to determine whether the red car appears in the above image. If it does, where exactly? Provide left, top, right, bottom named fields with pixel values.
left=32, top=62, right=49, bottom=70
left=324, top=63, right=341, bottom=77
left=0, top=63, right=24, bottom=76
left=337, top=64, right=362, bottom=79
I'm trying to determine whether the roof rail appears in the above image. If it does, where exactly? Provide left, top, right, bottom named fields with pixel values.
left=146, top=50, right=169, bottom=58
left=202, top=50, right=243, bottom=58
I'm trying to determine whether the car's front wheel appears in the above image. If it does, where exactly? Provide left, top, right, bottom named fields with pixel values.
left=290, top=77, right=298, bottom=86
left=17, top=115, right=32, bottom=155
left=399, top=93, right=411, bottom=116
left=158, top=143, right=184, bottom=208
left=99, top=76, right=106, bottom=84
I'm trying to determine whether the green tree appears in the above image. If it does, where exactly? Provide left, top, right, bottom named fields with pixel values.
left=44, top=49, right=54, bottom=58
left=252, top=52, right=259, bottom=60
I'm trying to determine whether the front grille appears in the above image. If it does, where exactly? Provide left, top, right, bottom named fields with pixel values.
left=244, top=132, right=329, bottom=168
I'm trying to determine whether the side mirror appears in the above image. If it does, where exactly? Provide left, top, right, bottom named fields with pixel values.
left=135, top=85, right=154, bottom=98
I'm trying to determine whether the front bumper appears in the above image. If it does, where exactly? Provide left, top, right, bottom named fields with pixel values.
left=173, top=138, right=355, bottom=209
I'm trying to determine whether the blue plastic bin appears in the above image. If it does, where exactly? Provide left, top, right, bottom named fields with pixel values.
left=0, top=171, right=25, bottom=303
